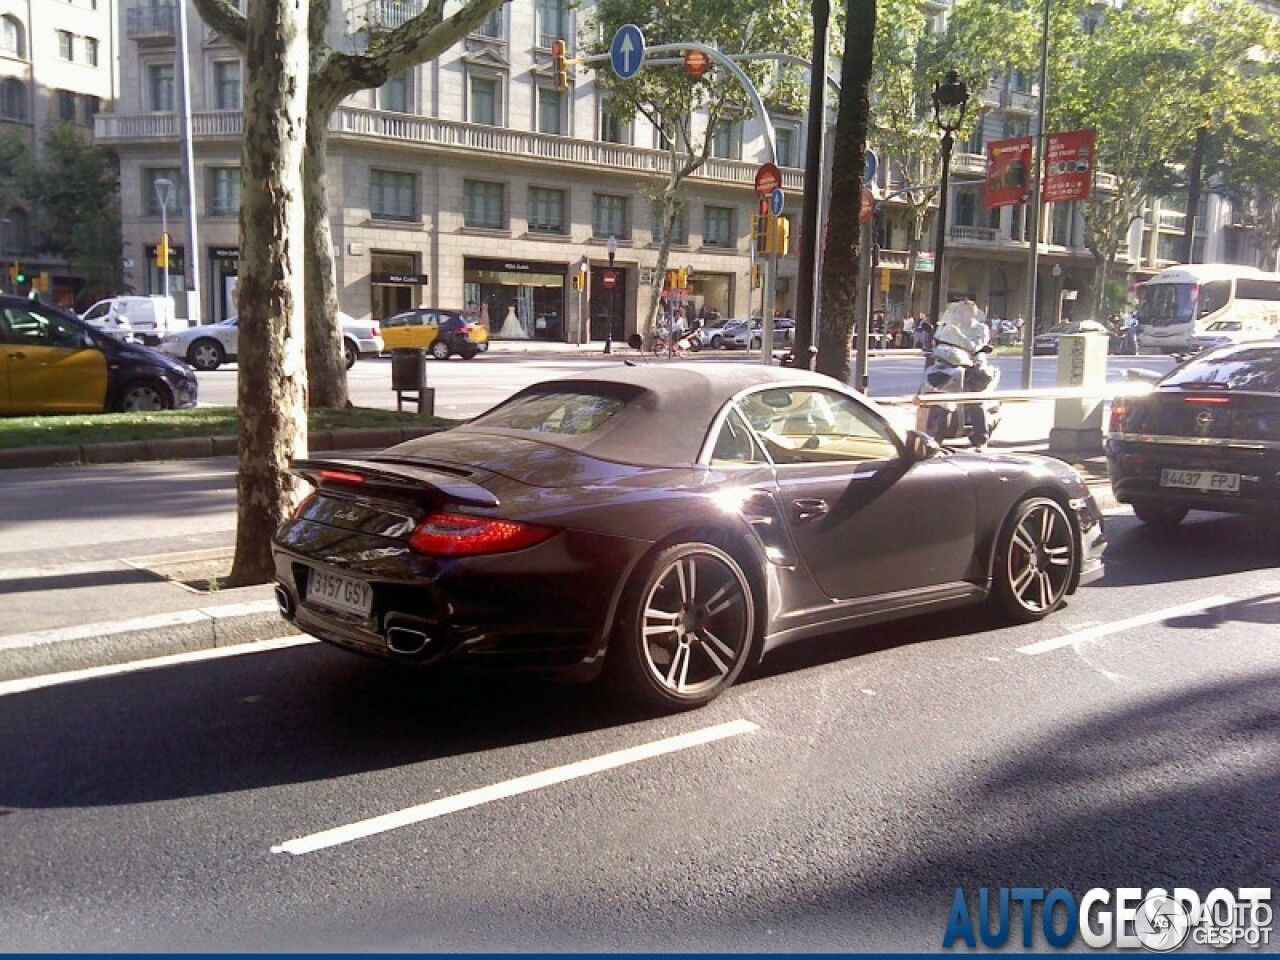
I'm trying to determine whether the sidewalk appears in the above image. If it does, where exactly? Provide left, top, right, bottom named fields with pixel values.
left=0, top=370, right=1113, bottom=687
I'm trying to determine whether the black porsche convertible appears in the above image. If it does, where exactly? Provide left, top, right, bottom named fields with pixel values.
left=272, top=363, right=1105, bottom=710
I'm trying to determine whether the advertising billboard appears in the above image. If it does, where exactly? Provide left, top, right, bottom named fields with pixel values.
left=985, top=136, right=1032, bottom=209
left=1044, top=128, right=1096, bottom=203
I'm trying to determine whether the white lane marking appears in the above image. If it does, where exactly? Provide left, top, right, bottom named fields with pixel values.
left=1018, top=595, right=1232, bottom=656
left=0, top=635, right=318, bottom=698
left=272, top=718, right=761, bottom=856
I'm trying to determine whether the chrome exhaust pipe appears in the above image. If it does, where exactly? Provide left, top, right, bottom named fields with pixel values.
left=274, top=584, right=295, bottom=620
left=386, top=625, right=431, bottom=656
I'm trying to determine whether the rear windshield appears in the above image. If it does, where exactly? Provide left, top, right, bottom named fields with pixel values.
left=1163, top=345, right=1280, bottom=392
left=471, top=390, right=628, bottom=436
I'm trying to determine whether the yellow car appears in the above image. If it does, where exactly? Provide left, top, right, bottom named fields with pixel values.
left=1, top=296, right=198, bottom=414
left=380, top=308, right=489, bottom=359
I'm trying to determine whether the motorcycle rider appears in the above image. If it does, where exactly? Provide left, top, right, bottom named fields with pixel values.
left=932, top=295, right=994, bottom=450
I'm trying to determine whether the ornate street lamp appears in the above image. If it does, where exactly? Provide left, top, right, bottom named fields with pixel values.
left=927, top=69, right=970, bottom=332
left=605, top=234, right=618, bottom=354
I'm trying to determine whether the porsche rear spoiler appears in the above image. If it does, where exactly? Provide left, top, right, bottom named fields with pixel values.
left=290, top=457, right=500, bottom=508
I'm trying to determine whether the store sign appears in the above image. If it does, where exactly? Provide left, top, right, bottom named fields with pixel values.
left=372, top=272, right=428, bottom=285
left=1044, top=128, right=1096, bottom=203
left=209, top=246, right=240, bottom=261
left=985, top=136, right=1032, bottom=209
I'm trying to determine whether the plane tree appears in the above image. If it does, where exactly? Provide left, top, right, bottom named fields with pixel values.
left=582, top=0, right=811, bottom=343
left=192, top=0, right=509, bottom=409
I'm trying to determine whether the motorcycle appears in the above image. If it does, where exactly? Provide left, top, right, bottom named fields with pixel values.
left=918, top=342, right=1002, bottom=449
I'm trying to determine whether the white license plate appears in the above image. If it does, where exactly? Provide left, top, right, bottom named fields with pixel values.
left=307, top=568, right=373, bottom=618
left=1160, top=468, right=1241, bottom=493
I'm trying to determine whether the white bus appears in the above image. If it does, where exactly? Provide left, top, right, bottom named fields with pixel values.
left=1135, top=264, right=1280, bottom=352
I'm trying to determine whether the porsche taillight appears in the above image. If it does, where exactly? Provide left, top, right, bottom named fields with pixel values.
left=408, top=512, right=556, bottom=556
left=1108, top=399, right=1127, bottom=433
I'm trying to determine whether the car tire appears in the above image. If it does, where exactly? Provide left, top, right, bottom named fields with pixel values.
left=115, top=379, right=171, bottom=413
left=344, top=339, right=358, bottom=369
left=187, top=338, right=225, bottom=372
left=459, top=343, right=479, bottom=360
left=610, top=542, right=758, bottom=711
left=992, top=497, right=1077, bottom=623
left=429, top=340, right=451, bottom=361
left=1131, top=500, right=1188, bottom=528
left=709, top=335, right=722, bottom=349
left=751, top=337, right=762, bottom=350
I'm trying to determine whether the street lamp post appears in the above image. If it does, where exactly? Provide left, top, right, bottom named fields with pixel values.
left=927, top=70, right=970, bottom=333
left=154, top=178, right=173, bottom=301
left=605, top=234, right=618, bottom=354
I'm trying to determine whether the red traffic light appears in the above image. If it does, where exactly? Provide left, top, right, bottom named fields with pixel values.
left=683, top=49, right=710, bottom=80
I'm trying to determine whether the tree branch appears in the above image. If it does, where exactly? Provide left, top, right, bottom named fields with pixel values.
left=189, top=0, right=247, bottom=54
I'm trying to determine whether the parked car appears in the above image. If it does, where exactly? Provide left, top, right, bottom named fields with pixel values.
left=1032, top=320, right=1117, bottom=356
left=80, top=296, right=180, bottom=346
left=380, top=308, right=488, bottom=359
left=697, top=317, right=745, bottom=350
left=0, top=295, right=198, bottom=414
left=272, top=363, right=1104, bottom=711
left=1190, top=319, right=1275, bottom=353
left=158, top=313, right=383, bottom=371
left=1107, top=342, right=1280, bottom=526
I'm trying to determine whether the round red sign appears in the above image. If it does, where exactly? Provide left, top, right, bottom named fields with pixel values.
left=859, top=185, right=876, bottom=225
left=754, top=162, right=782, bottom=196
left=601, top=270, right=618, bottom=290
left=684, top=50, right=710, bottom=79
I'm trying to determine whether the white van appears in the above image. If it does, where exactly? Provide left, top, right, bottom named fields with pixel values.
left=80, top=296, right=184, bottom=345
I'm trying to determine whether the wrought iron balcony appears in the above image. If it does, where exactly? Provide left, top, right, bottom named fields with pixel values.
left=126, top=5, right=177, bottom=39
left=353, top=0, right=424, bottom=31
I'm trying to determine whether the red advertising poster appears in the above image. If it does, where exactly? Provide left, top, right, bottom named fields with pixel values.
left=1044, top=128, right=1096, bottom=203
left=985, top=136, right=1032, bottom=209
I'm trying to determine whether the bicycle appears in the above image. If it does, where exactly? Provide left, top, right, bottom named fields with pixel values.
left=650, top=334, right=688, bottom=359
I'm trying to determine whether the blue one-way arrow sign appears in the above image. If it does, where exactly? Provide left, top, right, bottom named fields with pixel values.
left=610, top=24, right=645, bottom=80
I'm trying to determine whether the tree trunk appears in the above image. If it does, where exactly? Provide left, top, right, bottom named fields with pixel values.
left=792, top=0, right=830, bottom=366
left=816, top=0, right=876, bottom=382
left=645, top=169, right=680, bottom=346
left=304, top=99, right=350, bottom=409
left=1182, top=125, right=1208, bottom=264
left=228, top=0, right=310, bottom=587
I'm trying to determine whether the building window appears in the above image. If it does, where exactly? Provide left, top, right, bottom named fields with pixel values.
left=212, top=61, right=240, bottom=110
left=474, top=7, right=502, bottom=38
left=1003, top=117, right=1028, bottom=139
left=528, top=186, right=566, bottom=234
left=775, top=127, right=795, bottom=167
left=84, top=36, right=99, bottom=66
left=377, top=70, right=411, bottom=113
left=653, top=204, right=688, bottom=245
left=1, top=78, right=25, bottom=120
left=536, top=87, right=562, bottom=135
left=710, top=120, right=738, bottom=160
left=145, top=168, right=183, bottom=215
left=955, top=186, right=978, bottom=227
left=1051, top=201, right=1072, bottom=246
left=464, top=179, right=506, bottom=229
left=965, top=124, right=983, bottom=154
left=1, top=16, right=24, bottom=58
left=600, top=104, right=630, bottom=144
left=84, top=95, right=100, bottom=118
left=148, top=63, right=176, bottom=112
left=593, top=193, right=628, bottom=239
left=535, top=0, right=563, bottom=48
left=370, top=169, right=416, bottom=221
left=57, top=89, right=76, bottom=122
left=207, top=167, right=240, bottom=216
left=703, top=205, right=735, bottom=248
left=469, top=74, right=500, bottom=126
left=57, top=30, right=74, bottom=60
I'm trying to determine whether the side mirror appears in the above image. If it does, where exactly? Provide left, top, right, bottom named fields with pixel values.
left=626, top=333, right=643, bottom=350
left=904, top=429, right=942, bottom=463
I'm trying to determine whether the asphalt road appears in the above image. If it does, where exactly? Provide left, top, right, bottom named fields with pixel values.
left=1, top=472, right=1276, bottom=950
left=191, top=351, right=1179, bottom=421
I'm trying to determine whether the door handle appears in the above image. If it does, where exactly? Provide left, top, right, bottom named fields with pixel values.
left=791, top=498, right=829, bottom=522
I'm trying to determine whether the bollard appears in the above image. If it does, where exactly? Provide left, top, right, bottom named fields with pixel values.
left=1049, top=332, right=1107, bottom=456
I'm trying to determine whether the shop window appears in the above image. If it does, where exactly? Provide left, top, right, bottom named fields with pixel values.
left=703, top=205, right=735, bottom=248
left=469, top=74, right=501, bottom=126
left=148, top=63, right=176, bottom=112
left=528, top=186, right=566, bottom=235
left=145, top=168, right=183, bottom=215
left=370, top=169, right=416, bottom=221
left=207, top=167, right=240, bottom=216
left=465, top=179, right=506, bottom=229
left=592, top=194, right=627, bottom=239
left=1, top=16, right=24, bottom=58
left=536, top=86, right=562, bottom=135
left=213, top=61, right=241, bottom=110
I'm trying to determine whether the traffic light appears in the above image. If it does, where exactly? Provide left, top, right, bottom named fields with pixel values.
left=13, top=262, right=25, bottom=285
left=753, top=214, right=772, bottom=254
left=552, top=40, right=568, bottom=91
left=571, top=273, right=581, bottom=291
left=773, top=216, right=790, bottom=257
left=157, top=232, right=169, bottom=269
left=37, top=271, right=50, bottom=292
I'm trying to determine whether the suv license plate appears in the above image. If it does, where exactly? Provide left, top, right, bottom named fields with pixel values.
left=1160, top=469, right=1240, bottom=493
left=307, top=568, right=373, bottom=618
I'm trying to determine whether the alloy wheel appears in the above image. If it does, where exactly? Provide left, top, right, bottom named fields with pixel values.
left=999, top=498, right=1075, bottom=620
left=118, top=382, right=167, bottom=412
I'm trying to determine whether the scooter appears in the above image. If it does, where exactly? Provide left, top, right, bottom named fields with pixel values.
left=919, top=342, right=1002, bottom=449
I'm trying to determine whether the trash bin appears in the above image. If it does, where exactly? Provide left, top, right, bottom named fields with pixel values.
left=390, top=347, right=427, bottom=392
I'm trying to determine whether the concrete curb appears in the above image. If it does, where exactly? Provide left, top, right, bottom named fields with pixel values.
left=0, top=426, right=443, bottom=470
left=0, top=599, right=297, bottom=682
